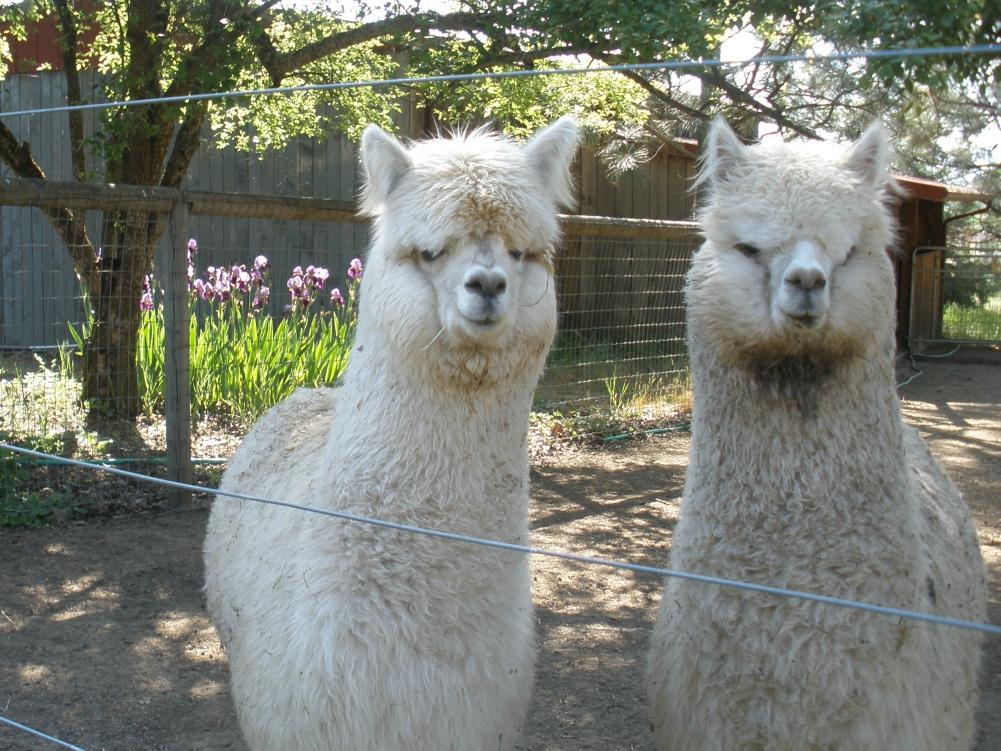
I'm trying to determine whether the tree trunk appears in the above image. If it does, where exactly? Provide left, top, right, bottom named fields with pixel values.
left=81, top=209, right=164, bottom=419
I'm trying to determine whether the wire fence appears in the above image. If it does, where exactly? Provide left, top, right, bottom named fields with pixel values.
left=539, top=222, right=697, bottom=442
left=1, top=439, right=999, bottom=751
left=5, top=442, right=998, bottom=635
left=0, top=175, right=701, bottom=517
left=2, top=43, right=999, bottom=121
left=910, top=245, right=1001, bottom=352
left=0, top=715, right=86, bottom=751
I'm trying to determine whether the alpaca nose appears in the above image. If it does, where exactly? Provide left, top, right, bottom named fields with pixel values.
left=783, top=241, right=829, bottom=292
left=464, top=266, right=508, bottom=299
left=784, top=265, right=827, bottom=291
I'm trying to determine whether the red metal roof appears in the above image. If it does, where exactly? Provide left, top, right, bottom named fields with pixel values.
left=893, top=174, right=990, bottom=204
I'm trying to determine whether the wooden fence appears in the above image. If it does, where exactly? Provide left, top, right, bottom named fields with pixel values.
left=0, top=175, right=700, bottom=503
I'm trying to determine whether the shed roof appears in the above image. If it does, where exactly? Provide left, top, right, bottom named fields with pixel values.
left=894, top=174, right=991, bottom=204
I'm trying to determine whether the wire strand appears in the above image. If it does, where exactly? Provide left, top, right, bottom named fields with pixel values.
left=1, top=44, right=999, bottom=119
left=0, top=716, right=87, bottom=751
left=2, top=442, right=998, bottom=636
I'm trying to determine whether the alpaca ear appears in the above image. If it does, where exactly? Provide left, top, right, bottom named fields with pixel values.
left=700, top=116, right=746, bottom=190
left=842, top=121, right=888, bottom=186
left=360, top=124, right=412, bottom=214
left=523, top=116, right=580, bottom=209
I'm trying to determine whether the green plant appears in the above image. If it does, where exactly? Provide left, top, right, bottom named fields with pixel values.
left=0, top=433, right=75, bottom=527
left=942, top=298, right=1001, bottom=341
left=61, top=251, right=363, bottom=424
left=182, top=252, right=361, bottom=421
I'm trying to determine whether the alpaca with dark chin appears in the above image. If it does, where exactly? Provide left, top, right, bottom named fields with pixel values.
left=646, top=118, right=986, bottom=751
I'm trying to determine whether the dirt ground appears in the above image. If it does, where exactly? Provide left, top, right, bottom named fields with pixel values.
left=1, top=360, right=998, bottom=751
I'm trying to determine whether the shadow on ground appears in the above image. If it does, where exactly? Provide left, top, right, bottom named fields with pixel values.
left=1, top=361, right=998, bottom=750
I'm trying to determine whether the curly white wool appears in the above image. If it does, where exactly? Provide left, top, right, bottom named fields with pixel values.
left=646, top=118, right=986, bottom=750
left=204, top=117, right=579, bottom=751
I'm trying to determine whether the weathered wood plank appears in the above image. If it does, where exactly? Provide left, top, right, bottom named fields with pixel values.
left=162, top=202, right=192, bottom=507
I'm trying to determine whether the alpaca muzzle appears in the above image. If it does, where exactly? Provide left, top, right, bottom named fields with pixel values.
left=776, top=240, right=831, bottom=327
left=459, top=263, right=510, bottom=325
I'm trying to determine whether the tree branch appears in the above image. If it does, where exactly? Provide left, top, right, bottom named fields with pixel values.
left=270, top=12, right=495, bottom=82
left=944, top=202, right=993, bottom=225
left=0, top=121, right=99, bottom=292
left=474, top=45, right=592, bottom=69
left=617, top=69, right=707, bottom=121
left=694, top=68, right=820, bottom=139
left=163, top=1, right=285, bottom=100
left=51, top=0, right=86, bottom=182
left=161, top=102, right=208, bottom=189
left=643, top=120, right=698, bottom=160
left=251, top=0, right=284, bottom=19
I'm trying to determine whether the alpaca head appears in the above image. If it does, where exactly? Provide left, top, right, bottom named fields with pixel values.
left=356, top=117, right=579, bottom=390
left=688, top=118, right=897, bottom=386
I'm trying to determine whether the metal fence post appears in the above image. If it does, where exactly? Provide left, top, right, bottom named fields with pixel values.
left=163, top=200, right=193, bottom=507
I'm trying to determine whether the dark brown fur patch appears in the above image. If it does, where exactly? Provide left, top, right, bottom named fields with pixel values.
left=734, top=332, right=864, bottom=416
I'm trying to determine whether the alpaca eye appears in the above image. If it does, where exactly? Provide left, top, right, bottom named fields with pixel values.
left=735, top=242, right=760, bottom=257
left=418, top=249, right=442, bottom=262
left=509, top=249, right=524, bottom=261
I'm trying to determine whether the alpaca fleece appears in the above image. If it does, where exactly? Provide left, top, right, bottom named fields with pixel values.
left=646, top=119, right=986, bottom=750
left=204, top=117, right=579, bottom=751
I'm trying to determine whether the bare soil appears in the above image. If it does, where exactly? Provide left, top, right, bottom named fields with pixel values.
left=1, top=361, right=998, bottom=750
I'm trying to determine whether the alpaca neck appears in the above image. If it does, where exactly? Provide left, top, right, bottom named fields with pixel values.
left=341, top=352, right=534, bottom=455
left=321, top=326, right=542, bottom=534
left=687, top=334, right=907, bottom=523
left=340, top=324, right=538, bottom=442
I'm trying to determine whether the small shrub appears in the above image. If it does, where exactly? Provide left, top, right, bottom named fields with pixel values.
left=0, top=433, right=75, bottom=527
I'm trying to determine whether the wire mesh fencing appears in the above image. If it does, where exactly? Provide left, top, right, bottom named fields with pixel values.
left=0, top=176, right=700, bottom=522
left=909, top=245, right=1001, bottom=353
left=536, top=220, right=699, bottom=446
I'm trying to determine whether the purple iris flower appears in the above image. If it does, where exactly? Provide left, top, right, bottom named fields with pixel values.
left=347, top=258, right=363, bottom=280
left=140, top=274, right=153, bottom=312
left=252, top=286, right=270, bottom=310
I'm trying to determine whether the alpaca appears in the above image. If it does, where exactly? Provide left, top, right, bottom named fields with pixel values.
left=203, top=117, right=579, bottom=751
left=646, top=118, right=987, bottom=750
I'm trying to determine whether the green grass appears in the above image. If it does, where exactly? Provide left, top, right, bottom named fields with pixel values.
left=538, top=331, right=689, bottom=414
left=942, top=299, right=1001, bottom=341
left=530, top=332, right=692, bottom=448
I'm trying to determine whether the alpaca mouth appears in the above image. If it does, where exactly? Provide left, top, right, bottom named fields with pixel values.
left=787, top=312, right=823, bottom=328
left=453, top=310, right=508, bottom=346
left=468, top=314, right=501, bottom=326
left=460, top=305, right=505, bottom=327
left=458, top=294, right=507, bottom=328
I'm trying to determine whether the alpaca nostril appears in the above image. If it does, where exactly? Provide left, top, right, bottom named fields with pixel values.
left=466, top=279, right=494, bottom=297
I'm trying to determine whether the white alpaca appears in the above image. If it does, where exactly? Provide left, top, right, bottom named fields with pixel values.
left=646, top=119, right=986, bottom=750
left=204, top=117, right=579, bottom=751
